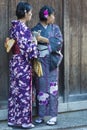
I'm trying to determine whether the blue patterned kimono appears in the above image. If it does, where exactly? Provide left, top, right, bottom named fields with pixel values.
left=8, top=20, right=38, bottom=126
left=32, top=23, right=63, bottom=118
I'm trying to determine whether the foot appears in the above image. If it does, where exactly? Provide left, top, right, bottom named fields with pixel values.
left=46, top=117, right=57, bottom=126
left=35, top=117, right=44, bottom=124
left=22, top=123, right=35, bottom=129
left=8, top=122, right=14, bottom=126
left=8, top=122, right=22, bottom=128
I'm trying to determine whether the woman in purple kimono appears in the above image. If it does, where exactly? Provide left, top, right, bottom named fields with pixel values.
left=8, top=2, right=38, bottom=128
left=32, top=6, right=63, bottom=125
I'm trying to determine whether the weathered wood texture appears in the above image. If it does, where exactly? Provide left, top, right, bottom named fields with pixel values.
left=0, top=0, right=9, bottom=100
left=0, top=0, right=63, bottom=102
left=0, top=0, right=87, bottom=104
left=81, top=0, right=87, bottom=93
left=64, top=0, right=87, bottom=101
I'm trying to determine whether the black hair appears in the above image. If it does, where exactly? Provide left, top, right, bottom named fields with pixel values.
left=16, top=2, right=32, bottom=19
left=39, top=5, right=55, bottom=22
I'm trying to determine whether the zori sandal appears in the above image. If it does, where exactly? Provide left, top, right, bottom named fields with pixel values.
left=35, top=118, right=44, bottom=124
left=22, top=123, right=35, bottom=129
left=46, top=117, right=57, bottom=126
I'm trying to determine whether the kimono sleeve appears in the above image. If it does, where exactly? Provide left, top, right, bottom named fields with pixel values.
left=17, top=30, right=38, bottom=60
left=49, top=25, right=63, bottom=52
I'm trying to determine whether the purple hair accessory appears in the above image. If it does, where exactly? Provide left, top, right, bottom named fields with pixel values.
left=44, top=9, right=48, bottom=18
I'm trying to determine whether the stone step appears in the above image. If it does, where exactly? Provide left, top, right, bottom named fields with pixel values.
left=0, top=110, right=87, bottom=130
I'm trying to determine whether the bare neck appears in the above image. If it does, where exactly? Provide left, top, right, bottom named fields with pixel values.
left=40, top=21, right=47, bottom=26
left=19, top=18, right=26, bottom=24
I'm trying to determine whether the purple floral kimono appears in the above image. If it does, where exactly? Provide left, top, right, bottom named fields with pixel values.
left=32, top=23, right=63, bottom=118
left=8, top=20, right=37, bottom=126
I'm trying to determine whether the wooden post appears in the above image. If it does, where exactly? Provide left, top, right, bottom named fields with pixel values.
left=64, top=0, right=70, bottom=102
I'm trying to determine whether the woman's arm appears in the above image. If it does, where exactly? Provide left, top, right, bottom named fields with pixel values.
left=48, top=24, right=63, bottom=52
left=32, top=30, right=49, bottom=43
left=36, top=35, right=49, bottom=43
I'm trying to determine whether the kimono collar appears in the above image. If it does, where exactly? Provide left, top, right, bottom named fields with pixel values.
left=11, top=20, right=28, bottom=30
left=38, top=22, right=48, bottom=30
left=42, top=24, right=48, bottom=29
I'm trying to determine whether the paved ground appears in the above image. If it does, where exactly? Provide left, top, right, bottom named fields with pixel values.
left=0, top=110, right=87, bottom=130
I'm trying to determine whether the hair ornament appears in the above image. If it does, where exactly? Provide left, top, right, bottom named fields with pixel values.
left=43, top=9, right=48, bottom=18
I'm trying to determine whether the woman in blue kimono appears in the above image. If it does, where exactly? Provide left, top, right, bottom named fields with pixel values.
left=32, top=6, right=63, bottom=125
left=8, top=2, right=38, bottom=128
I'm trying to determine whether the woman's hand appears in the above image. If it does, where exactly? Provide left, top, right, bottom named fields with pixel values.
left=32, top=36, right=37, bottom=45
left=32, top=31, right=49, bottom=44
left=36, top=35, right=49, bottom=43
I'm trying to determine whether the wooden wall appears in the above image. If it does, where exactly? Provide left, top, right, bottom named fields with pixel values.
left=64, top=0, right=87, bottom=102
left=0, top=0, right=63, bottom=101
left=0, top=0, right=87, bottom=104
left=0, top=0, right=9, bottom=100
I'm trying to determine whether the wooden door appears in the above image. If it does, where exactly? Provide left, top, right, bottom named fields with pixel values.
left=64, top=0, right=87, bottom=111
left=0, top=0, right=9, bottom=109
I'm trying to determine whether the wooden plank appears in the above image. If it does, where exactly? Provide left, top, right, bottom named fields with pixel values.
left=64, top=0, right=70, bottom=102
left=0, top=0, right=9, bottom=101
left=68, top=0, right=87, bottom=95
left=68, top=0, right=82, bottom=94
left=64, top=0, right=87, bottom=101
left=81, top=0, right=87, bottom=93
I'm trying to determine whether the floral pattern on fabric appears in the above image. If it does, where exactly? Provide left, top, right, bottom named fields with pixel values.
left=32, top=23, right=63, bottom=117
left=50, top=82, right=58, bottom=96
left=8, top=20, right=38, bottom=126
left=37, top=92, right=49, bottom=105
